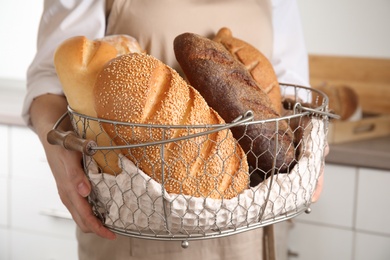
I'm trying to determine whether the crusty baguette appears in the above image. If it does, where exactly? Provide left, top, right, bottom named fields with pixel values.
left=174, top=32, right=295, bottom=177
left=94, top=53, right=249, bottom=199
left=53, top=35, right=143, bottom=175
left=213, top=27, right=282, bottom=114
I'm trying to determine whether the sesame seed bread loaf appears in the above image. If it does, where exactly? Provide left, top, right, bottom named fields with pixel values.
left=94, top=53, right=249, bottom=199
left=173, top=32, right=295, bottom=178
left=53, top=35, right=144, bottom=175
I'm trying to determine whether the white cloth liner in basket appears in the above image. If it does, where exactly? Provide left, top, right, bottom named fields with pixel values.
left=87, top=118, right=325, bottom=234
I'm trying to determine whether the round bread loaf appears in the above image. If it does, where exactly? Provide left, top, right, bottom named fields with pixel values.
left=94, top=53, right=249, bottom=199
left=314, top=84, right=361, bottom=121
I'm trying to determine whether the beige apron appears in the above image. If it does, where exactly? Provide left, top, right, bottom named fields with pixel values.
left=105, top=0, right=273, bottom=75
left=77, top=1, right=291, bottom=259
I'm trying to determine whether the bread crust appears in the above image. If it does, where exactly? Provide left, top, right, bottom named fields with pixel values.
left=174, top=32, right=295, bottom=177
left=94, top=53, right=249, bottom=199
left=54, top=36, right=122, bottom=174
left=213, top=27, right=282, bottom=114
left=314, top=84, right=360, bottom=120
left=98, top=34, right=145, bottom=55
left=54, top=35, right=145, bottom=175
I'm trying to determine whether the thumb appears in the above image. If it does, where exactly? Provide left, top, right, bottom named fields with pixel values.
left=77, top=178, right=91, bottom=197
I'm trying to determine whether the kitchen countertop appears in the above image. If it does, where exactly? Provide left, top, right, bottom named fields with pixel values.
left=1, top=79, right=389, bottom=171
left=327, top=137, right=390, bottom=170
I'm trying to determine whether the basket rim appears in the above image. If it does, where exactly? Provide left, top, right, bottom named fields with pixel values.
left=68, top=83, right=332, bottom=128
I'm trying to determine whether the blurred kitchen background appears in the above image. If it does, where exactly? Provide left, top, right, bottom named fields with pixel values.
left=0, top=0, right=389, bottom=259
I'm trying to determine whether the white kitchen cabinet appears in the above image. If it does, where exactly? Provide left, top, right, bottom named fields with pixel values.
left=297, top=164, right=356, bottom=228
left=0, top=125, right=9, bottom=177
left=289, top=222, right=353, bottom=260
left=10, top=125, right=51, bottom=180
left=9, top=125, right=75, bottom=236
left=0, top=179, right=8, bottom=227
left=0, top=229, right=10, bottom=260
left=10, top=229, right=78, bottom=260
left=354, top=232, right=390, bottom=260
left=2, top=125, right=78, bottom=259
left=356, top=168, right=390, bottom=235
left=0, top=124, right=9, bottom=228
left=0, top=125, right=10, bottom=260
left=10, top=176, right=75, bottom=237
left=288, top=164, right=390, bottom=260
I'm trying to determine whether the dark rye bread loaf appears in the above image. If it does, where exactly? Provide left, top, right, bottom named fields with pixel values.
left=213, top=27, right=282, bottom=114
left=174, top=32, right=295, bottom=177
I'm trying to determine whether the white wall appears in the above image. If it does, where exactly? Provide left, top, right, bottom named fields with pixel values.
left=297, top=0, right=390, bottom=58
left=0, top=1, right=389, bottom=83
left=0, top=1, right=43, bottom=82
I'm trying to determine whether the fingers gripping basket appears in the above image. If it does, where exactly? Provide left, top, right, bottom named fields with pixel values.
left=49, top=84, right=333, bottom=245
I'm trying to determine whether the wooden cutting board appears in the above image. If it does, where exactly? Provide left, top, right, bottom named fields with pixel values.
left=309, top=55, right=390, bottom=143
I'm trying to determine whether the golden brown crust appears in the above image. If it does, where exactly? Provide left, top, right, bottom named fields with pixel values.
left=54, top=36, right=117, bottom=115
left=213, top=27, right=282, bottom=114
left=94, top=53, right=249, bottom=199
left=54, top=35, right=145, bottom=175
left=174, top=32, right=295, bottom=176
left=54, top=36, right=122, bottom=174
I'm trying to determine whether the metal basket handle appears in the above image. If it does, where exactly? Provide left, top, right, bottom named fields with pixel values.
left=46, top=111, right=97, bottom=155
left=47, top=129, right=97, bottom=156
left=47, top=110, right=255, bottom=154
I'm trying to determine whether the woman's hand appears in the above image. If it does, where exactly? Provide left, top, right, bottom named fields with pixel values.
left=30, top=94, right=116, bottom=240
left=44, top=142, right=116, bottom=239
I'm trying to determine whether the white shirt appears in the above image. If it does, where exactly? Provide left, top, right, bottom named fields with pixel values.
left=22, top=0, right=309, bottom=126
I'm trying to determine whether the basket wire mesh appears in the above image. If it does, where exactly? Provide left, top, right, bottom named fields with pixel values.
left=50, top=83, right=334, bottom=245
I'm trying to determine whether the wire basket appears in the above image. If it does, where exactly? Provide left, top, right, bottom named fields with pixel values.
left=49, top=83, right=334, bottom=246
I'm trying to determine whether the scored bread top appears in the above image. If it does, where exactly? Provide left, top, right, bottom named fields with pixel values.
left=213, top=27, right=282, bottom=114
left=54, top=36, right=124, bottom=175
left=54, top=36, right=118, bottom=117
